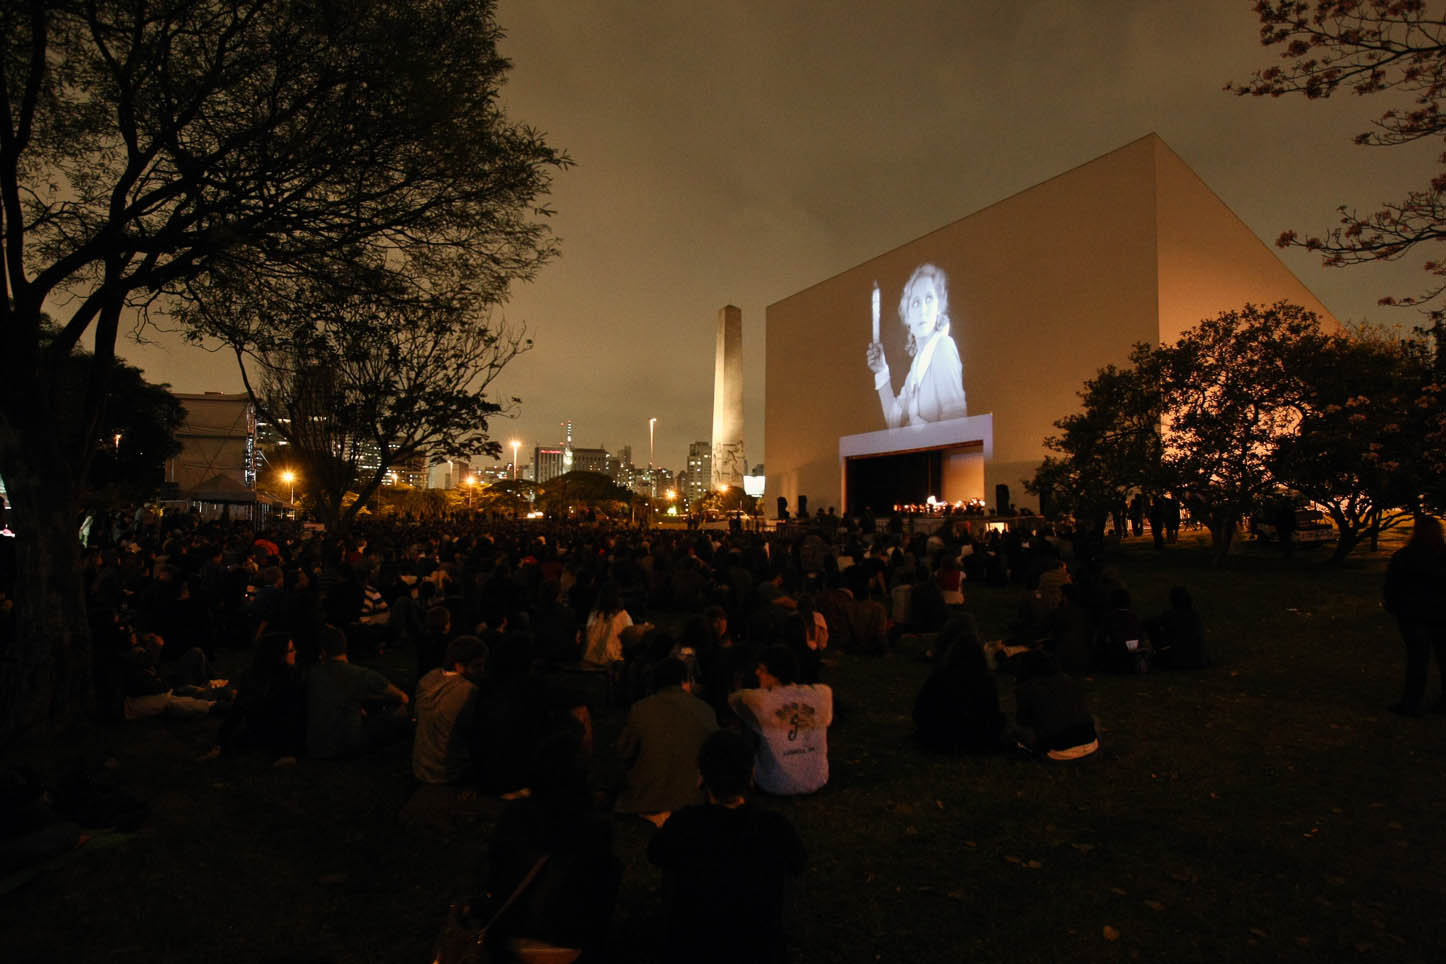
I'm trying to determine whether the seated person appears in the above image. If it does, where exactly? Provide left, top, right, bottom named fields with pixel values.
left=121, top=629, right=225, bottom=720
left=728, top=645, right=834, bottom=795
left=1145, top=586, right=1208, bottom=669
left=479, top=730, right=619, bottom=960
left=1102, top=587, right=1150, bottom=672
left=614, top=658, right=717, bottom=824
left=412, top=635, right=488, bottom=785
left=1048, top=583, right=1096, bottom=674
left=1013, top=650, right=1099, bottom=760
left=220, top=632, right=307, bottom=759
left=414, top=604, right=452, bottom=690
left=913, top=615, right=1006, bottom=754
left=648, top=730, right=808, bottom=964
left=306, top=624, right=409, bottom=759
left=936, top=555, right=965, bottom=606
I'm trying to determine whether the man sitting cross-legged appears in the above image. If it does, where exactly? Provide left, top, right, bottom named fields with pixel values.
left=614, top=657, right=717, bottom=826
left=728, top=645, right=834, bottom=795
left=648, top=729, right=807, bottom=964
left=306, top=624, right=409, bottom=759
left=412, top=635, right=488, bottom=785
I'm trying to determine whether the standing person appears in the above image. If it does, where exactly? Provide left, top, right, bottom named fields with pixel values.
left=864, top=263, right=967, bottom=428
left=648, top=730, right=807, bottom=964
left=729, top=645, right=833, bottom=795
left=1383, top=515, right=1446, bottom=716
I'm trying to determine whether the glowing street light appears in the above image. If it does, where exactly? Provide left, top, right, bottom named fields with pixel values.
left=465, top=473, right=477, bottom=510
left=510, top=440, right=520, bottom=481
left=280, top=469, right=296, bottom=507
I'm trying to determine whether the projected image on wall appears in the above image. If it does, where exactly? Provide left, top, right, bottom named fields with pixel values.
left=865, top=262, right=967, bottom=428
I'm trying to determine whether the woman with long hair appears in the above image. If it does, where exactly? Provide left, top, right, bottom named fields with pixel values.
left=580, top=581, right=631, bottom=667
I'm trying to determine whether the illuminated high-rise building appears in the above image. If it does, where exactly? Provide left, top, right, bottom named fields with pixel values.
left=685, top=441, right=712, bottom=505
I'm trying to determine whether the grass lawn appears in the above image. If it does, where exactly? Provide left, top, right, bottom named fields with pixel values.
left=4, top=531, right=1444, bottom=963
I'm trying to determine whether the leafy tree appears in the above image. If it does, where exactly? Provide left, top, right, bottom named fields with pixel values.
left=1154, top=303, right=1326, bottom=563
left=538, top=471, right=635, bottom=520
left=0, top=0, right=565, bottom=740
left=35, top=324, right=186, bottom=509
left=1230, top=1, right=1446, bottom=324
left=215, top=279, right=528, bottom=533
left=1274, top=327, right=1436, bottom=559
left=477, top=478, right=539, bottom=517
left=79, top=362, right=186, bottom=509
left=1027, top=356, right=1165, bottom=535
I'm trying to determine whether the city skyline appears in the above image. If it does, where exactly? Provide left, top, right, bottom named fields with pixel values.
left=114, top=1, right=1437, bottom=472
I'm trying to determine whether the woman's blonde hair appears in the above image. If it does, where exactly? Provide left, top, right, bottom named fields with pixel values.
left=899, top=263, right=950, bottom=357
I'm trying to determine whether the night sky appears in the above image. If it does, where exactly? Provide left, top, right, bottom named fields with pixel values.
left=116, top=0, right=1438, bottom=475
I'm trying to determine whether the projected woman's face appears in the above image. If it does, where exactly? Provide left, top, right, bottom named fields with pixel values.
left=905, top=277, right=940, bottom=340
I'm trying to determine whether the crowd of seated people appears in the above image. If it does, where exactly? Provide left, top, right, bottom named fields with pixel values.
left=36, top=501, right=1217, bottom=960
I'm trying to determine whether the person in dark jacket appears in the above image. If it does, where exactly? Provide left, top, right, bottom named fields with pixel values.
left=648, top=730, right=806, bottom=964
left=1014, top=650, right=1099, bottom=760
left=1383, top=515, right=1446, bottom=716
left=913, top=615, right=1006, bottom=753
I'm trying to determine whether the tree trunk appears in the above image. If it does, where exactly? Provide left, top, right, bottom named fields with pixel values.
left=0, top=432, right=92, bottom=747
left=1328, top=529, right=1361, bottom=565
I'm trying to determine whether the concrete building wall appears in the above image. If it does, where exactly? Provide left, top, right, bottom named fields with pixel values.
left=765, top=134, right=1338, bottom=515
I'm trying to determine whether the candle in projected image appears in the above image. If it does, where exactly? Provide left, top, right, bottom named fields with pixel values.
left=871, top=282, right=880, bottom=342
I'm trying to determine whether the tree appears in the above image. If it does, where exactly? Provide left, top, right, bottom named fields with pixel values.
left=0, top=0, right=565, bottom=741
left=1154, top=303, right=1326, bottom=562
left=1027, top=356, right=1165, bottom=535
left=35, top=324, right=187, bottom=509
left=538, top=471, right=635, bottom=520
left=77, top=361, right=186, bottom=510
left=476, top=478, right=538, bottom=517
left=1273, top=326, right=1436, bottom=559
left=210, top=277, right=528, bottom=533
left=1230, top=1, right=1446, bottom=324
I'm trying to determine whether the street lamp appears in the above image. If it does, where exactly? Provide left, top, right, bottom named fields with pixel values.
left=465, top=473, right=477, bottom=511
left=510, top=440, right=520, bottom=481
left=281, top=469, right=296, bottom=509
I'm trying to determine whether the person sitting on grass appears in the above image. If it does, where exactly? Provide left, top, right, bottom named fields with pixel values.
left=647, top=729, right=807, bottom=964
left=219, top=632, right=307, bottom=760
left=614, top=657, right=717, bottom=826
left=728, top=645, right=834, bottom=795
left=1101, top=587, right=1150, bottom=672
left=580, top=581, right=631, bottom=667
left=121, top=628, right=227, bottom=720
left=913, top=614, right=1007, bottom=754
left=306, top=624, right=409, bottom=760
left=479, top=729, right=620, bottom=961
left=1145, top=586, right=1208, bottom=670
left=1013, top=650, right=1099, bottom=761
left=412, top=635, right=488, bottom=785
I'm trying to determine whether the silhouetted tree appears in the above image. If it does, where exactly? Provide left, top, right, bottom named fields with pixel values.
left=0, top=0, right=566, bottom=741
left=1231, top=1, right=1446, bottom=336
